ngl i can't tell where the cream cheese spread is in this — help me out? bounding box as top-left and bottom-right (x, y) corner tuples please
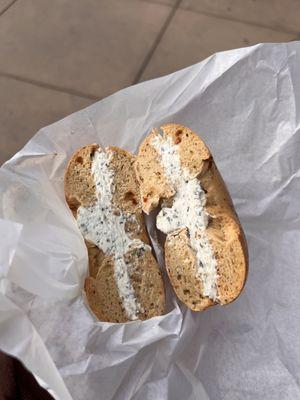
(77, 149), (149, 320)
(152, 134), (218, 300)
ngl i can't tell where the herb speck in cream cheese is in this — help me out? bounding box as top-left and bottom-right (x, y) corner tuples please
(152, 134), (218, 300)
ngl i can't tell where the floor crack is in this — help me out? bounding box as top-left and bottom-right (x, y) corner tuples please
(0, 0), (18, 18)
(132, 0), (183, 84)
(0, 70), (100, 101)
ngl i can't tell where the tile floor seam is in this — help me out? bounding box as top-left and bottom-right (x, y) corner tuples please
(136, 0), (172, 6)
(178, 7), (300, 36)
(0, 71), (100, 101)
(0, 0), (18, 17)
(136, 0), (300, 35)
(132, 0), (183, 84)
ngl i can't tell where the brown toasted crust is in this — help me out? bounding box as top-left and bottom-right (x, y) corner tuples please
(135, 124), (248, 311)
(64, 144), (99, 213)
(108, 146), (142, 214)
(124, 248), (165, 320)
(85, 256), (127, 323)
(134, 131), (174, 214)
(65, 145), (165, 322)
(165, 229), (214, 310)
(85, 249), (165, 322)
(86, 241), (105, 278)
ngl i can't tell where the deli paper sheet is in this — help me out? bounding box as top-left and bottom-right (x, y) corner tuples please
(1, 42), (300, 400)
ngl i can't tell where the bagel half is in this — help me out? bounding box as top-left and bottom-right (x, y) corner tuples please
(65, 144), (165, 322)
(135, 124), (248, 311)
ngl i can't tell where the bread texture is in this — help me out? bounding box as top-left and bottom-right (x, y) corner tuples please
(135, 124), (248, 311)
(65, 144), (165, 322)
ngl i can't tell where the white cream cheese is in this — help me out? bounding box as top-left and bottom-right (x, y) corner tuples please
(77, 149), (149, 320)
(152, 135), (218, 300)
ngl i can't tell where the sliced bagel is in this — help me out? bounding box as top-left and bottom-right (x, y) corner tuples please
(65, 144), (165, 322)
(135, 124), (248, 311)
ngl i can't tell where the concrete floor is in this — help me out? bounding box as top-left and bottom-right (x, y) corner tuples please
(0, 0), (299, 164)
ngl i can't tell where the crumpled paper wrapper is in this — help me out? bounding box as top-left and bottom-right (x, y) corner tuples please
(1, 42), (300, 400)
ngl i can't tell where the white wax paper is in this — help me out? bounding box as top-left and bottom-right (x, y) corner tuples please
(1, 42), (300, 400)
